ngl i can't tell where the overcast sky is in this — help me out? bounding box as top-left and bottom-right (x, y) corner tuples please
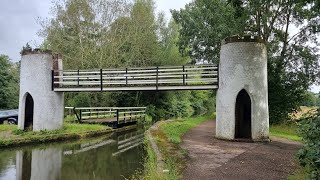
(0, 0), (319, 92)
(0, 0), (191, 62)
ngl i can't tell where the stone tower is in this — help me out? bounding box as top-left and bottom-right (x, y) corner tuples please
(18, 49), (64, 131)
(216, 36), (269, 141)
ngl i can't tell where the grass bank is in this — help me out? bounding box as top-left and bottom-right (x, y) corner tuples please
(0, 123), (113, 147)
(142, 115), (212, 179)
(270, 123), (306, 179)
(270, 123), (302, 141)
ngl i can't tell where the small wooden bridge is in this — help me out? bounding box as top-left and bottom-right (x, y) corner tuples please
(67, 107), (146, 128)
(53, 65), (218, 92)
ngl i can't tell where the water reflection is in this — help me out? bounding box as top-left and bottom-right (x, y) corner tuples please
(0, 128), (145, 180)
(16, 148), (62, 180)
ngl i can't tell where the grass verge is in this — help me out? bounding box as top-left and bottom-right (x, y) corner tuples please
(160, 116), (211, 144)
(0, 123), (112, 147)
(270, 123), (302, 141)
(288, 166), (308, 180)
(142, 115), (211, 179)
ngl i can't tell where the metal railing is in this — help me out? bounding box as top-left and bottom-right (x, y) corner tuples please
(67, 107), (146, 126)
(53, 65), (218, 91)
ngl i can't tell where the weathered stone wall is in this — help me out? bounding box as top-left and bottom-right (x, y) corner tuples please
(216, 37), (269, 141)
(18, 50), (64, 131)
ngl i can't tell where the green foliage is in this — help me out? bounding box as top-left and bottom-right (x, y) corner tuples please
(12, 129), (25, 135)
(20, 43), (32, 54)
(301, 91), (319, 107)
(172, 0), (320, 124)
(40, 0), (215, 122)
(297, 109), (320, 179)
(171, 0), (245, 62)
(160, 116), (210, 144)
(0, 55), (19, 110)
(288, 166), (308, 180)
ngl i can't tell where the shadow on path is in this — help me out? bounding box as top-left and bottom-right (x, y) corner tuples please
(181, 120), (301, 180)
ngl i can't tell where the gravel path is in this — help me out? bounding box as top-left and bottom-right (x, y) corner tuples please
(181, 120), (301, 180)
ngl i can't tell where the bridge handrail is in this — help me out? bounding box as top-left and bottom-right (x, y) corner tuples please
(74, 107), (147, 110)
(65, 107), (146, 126)
(53, 65), (219, 91)
(53, 64), (218, 72)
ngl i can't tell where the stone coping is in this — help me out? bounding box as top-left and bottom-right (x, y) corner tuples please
(222, 35), (265, 45)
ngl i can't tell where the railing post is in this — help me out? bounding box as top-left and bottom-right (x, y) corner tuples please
(156, 66), (159, 90)
(116, 109), (119, 126)
(100, 69), (103, 91)
(183, 65), (185, 86)
(186, 67), (188, 85)
(217, 65), (219, 86)
(126, 68), (128, 85)
(77, 70), (80, 87)
(130, 111), (132, 122)
(97, 109), (99, 119)
(79, 109), (82, 123)
(51, 70), (54, 91)
(73, 107), (81, 123)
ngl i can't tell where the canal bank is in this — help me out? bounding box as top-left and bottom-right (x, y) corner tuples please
(142, 116), (211, 179)
(0, 123), (138, 148)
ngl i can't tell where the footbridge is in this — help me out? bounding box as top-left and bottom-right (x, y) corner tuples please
(19, 36), (270, 141)
(52, 65), (218, 92)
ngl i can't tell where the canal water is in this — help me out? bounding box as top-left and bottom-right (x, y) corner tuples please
(0, 128), (145, 180)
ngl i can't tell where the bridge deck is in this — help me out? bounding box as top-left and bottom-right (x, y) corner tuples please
(81, 117), (140, 124)
(53, 65), (218, 92)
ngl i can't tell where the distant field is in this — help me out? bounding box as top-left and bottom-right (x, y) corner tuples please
(290, 106), (318, 120)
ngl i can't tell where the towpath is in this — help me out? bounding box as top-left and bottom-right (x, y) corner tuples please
(181, 120), (301, 180)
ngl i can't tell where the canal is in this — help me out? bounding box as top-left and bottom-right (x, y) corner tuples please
(0, 128), (145, 180)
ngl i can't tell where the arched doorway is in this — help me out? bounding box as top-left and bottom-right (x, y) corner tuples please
(24, 93), (34, 130)
(235, 89), (251, 139)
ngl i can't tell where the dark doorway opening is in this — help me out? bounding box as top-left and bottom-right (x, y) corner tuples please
(21, 151), (32, 180)
(235, 89), (251, 139)
(24, 93), (34, 130)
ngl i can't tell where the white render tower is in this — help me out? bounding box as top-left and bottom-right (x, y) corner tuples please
(18, 49), (64, 131)
(216, 36), (269, 141)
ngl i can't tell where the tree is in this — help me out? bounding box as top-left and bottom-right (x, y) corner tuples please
(172, 0), (320, 123)
(39, 0), (215, 121)
(301, 91), (318, 107)
(171, 0), (245, 63)
(298, 108), (320, 179)
(38, 0), (132, 69)
(0, 55), (19, 109)
(20, 43), (32, 54)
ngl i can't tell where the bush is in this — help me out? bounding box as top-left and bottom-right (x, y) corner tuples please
(297, 108), (320, 179)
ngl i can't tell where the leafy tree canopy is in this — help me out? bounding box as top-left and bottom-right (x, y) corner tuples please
(172, 0), (320, 123)
(0, 55), (19, 110)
